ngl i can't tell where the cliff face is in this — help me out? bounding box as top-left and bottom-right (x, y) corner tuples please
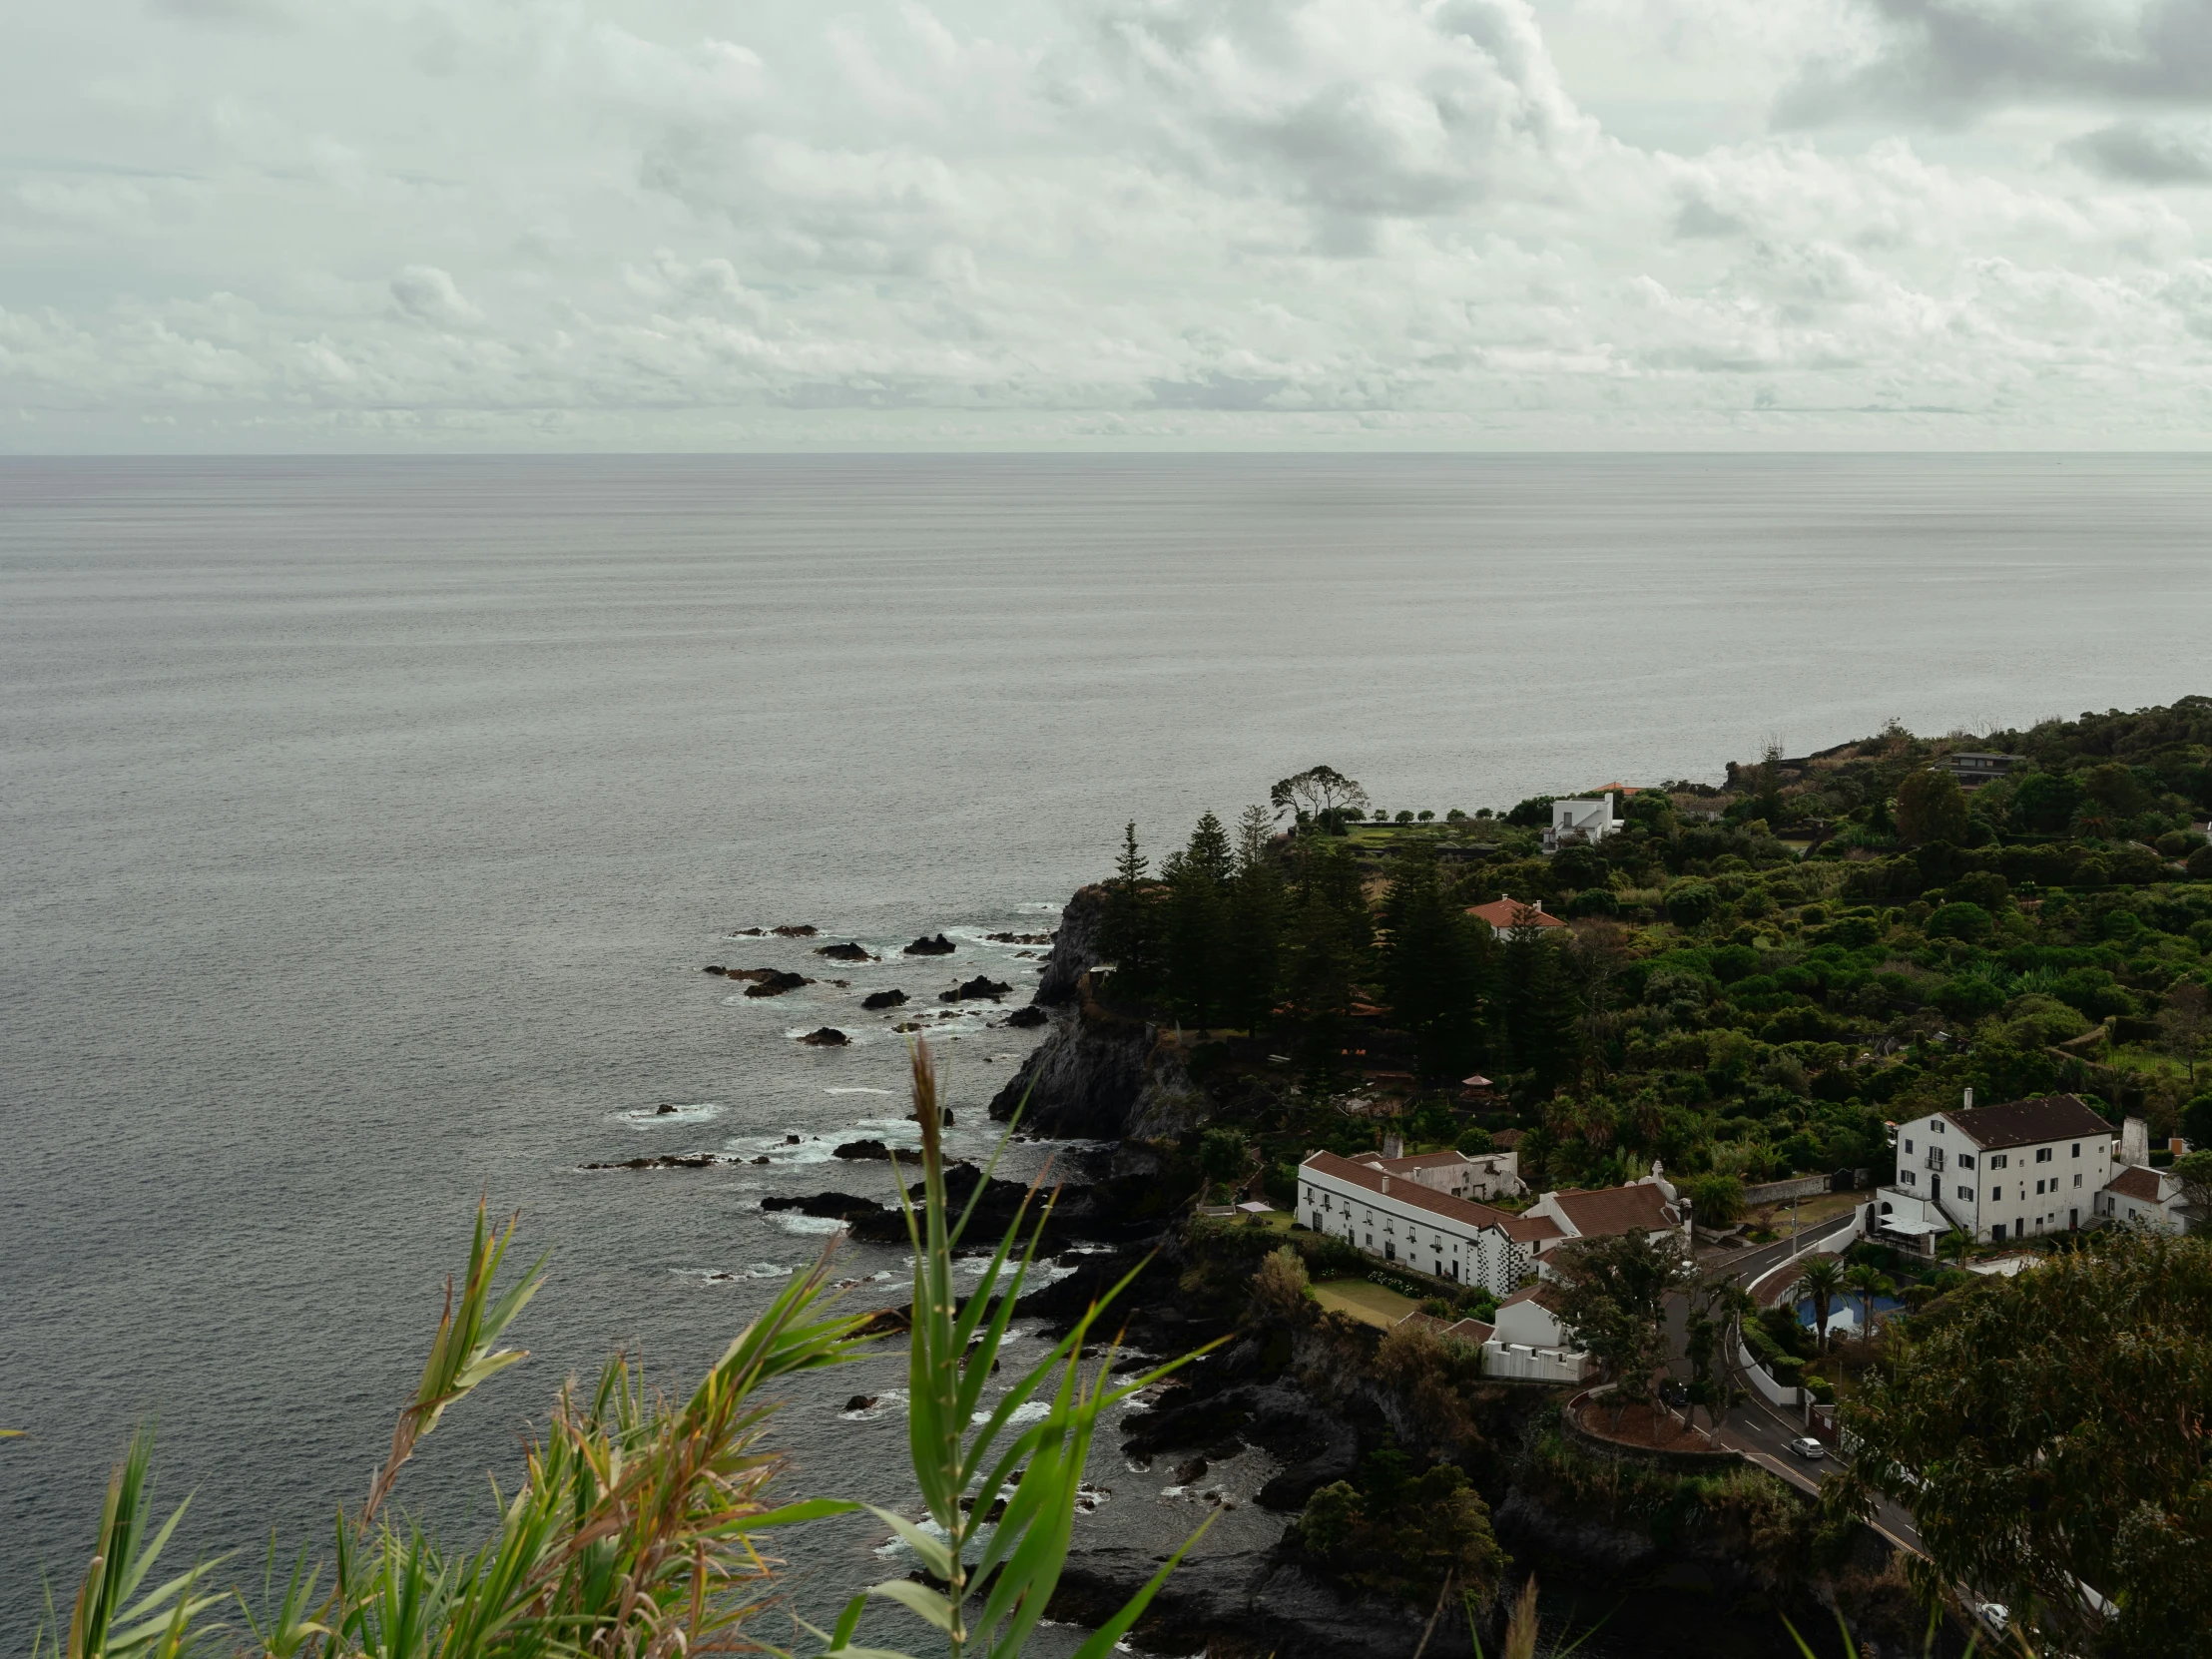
(1033, 882), (1107, 1005)
(991, 883), (1206, 1140)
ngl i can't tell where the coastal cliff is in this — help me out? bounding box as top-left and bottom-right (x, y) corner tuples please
(989, 884), (1207, 1139)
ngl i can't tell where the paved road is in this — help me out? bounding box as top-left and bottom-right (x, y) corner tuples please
(1666, 1208), (1930, 1557)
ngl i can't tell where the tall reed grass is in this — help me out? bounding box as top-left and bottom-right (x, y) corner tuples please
(34, 1040), (1204, 1659)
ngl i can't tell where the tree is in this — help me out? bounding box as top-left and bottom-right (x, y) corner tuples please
(1795, 1255), (1848, 1353)
(1682, 1272), (1752, 1433)
(1100, 821), (1156, 997)
(1379, 845), (1487, 1080)
(1842, 1262), (1893, 1336)
(2173, 1151), (2212, 1236)
(1834, 1229), (2212, 1656)
(1198, 1126), (1251, 1198)
(2010, 770), (2083, 832)
(1270, 766), (1369, 830)
(1684, 1172), (1746, 1230)
(1161, 816), (1233, 1028)
(1500, 928), (1581, 1096)
(1548, 1228), (1687, 1432)
(2158, 981), (2210, 1086)
(1222, 854), (1286, 1033)
(1234, 802), (1276, 873)
(1895, 768), (1970, 848)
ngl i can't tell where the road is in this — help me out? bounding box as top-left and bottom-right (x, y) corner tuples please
(1669, 1210), (1930, 1558)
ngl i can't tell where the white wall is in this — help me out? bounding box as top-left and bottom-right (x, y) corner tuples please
(1483, 1342), (1593, 1383)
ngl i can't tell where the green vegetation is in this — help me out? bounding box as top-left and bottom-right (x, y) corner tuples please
(1293, 1442), (1503, 1608)
(1832, 1227), (2212, 1659)
(35, 1044), (1205, 1659)
(1100, 702), (2212, 1200)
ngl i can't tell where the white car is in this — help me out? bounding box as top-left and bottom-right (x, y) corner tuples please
(1787, 1436), (1827, 1461)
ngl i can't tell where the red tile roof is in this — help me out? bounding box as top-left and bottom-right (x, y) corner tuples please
(1497, 1282), (1564, 1312)
(1466, 896), (1566, 931)
(1303, 1150), (1553, 1241)
(2105, 1165), (2165, 1203)
(1548, 1181), (1678, 1240)
(1946, 1094), (2113, 1151)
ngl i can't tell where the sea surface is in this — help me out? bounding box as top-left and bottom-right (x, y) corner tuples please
(5, 454), (2209, 1649)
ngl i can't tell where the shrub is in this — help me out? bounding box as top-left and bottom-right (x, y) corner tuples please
(1927, 901), (1993, 942)
(1666, 879), (1720, 927)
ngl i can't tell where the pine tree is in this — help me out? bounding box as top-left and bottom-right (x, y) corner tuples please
(1185, 812), (1233, 886)
(1234, 803), (1276, 874)
(1100, 821), (1155, 998)
(1379, 847), (1486, 1080)
(1286, 889), (1357, 1093)
(1224, 857), (1286, 1033)
(1501, 927), (1581, 1097)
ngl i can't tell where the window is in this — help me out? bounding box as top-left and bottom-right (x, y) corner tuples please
(1958, 1185), (1973, 1202)
(2036, 1147), (2052, 1164)
(2035, 1179), (2045, 1195)
(2071, 1143), (2081, 1157)
(1902, 1171), (1917, 1186)
(2073, 1173), (2082, 1188)
(1934, 1120), (1945, 1134)
(1904, 1138), (1915, 1154)
(1958, 1154), (1975, 1169)
(1991, 1187), (2002, 1201)
(1991, 1154), (2008, 1170)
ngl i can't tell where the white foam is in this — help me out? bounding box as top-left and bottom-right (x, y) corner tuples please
(614, 1102), (723, 1128)
(765, 1212), (849, 1237)
(972, 1399), (1051, 1427)
(826, 1086), (895, 1095)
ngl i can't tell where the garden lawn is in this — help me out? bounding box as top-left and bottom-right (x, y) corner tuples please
(1310, 1278), (1421, 1329)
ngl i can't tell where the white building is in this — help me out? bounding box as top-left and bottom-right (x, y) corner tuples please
(1347, 1144), (1521, 1202)
(1542, 794), (1623, 853)
(1484, 1283), (1595, 1382)
(2096, 1165), (2193, 1233)
(1298, 1152), (1689, 1298)
(1876, 1092), (2114, 1247)
(1299, 1150), (1552, 1297)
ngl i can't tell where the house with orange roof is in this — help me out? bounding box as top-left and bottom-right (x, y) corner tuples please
(1465, 895), (1567, 937)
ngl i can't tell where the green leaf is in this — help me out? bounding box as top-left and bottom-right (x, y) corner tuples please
(865, 1578), (956, 1632)
(862, 1507), (957, 1584)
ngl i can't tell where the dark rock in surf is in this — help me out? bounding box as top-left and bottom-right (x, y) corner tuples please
(942, 976), (1012, 1002)
(702, 964), (727, 975)
(817, 941), (874, 961)
(799, 1026), (849, 1046)
(745, 970), (811, 997)
(863, 988), (908, 1010)
(582, 1152), (725, 1171)
(985, 930), (1057, 945)
(903, 933), (956, 956)
(833, 1138), (892, 1160)
(655, 1103), (681, 1115)
(1004, 1004), (1049, 1028)
(1032, 886), (1104, 1006)
(763, 1191), (884, 1221)
(773, 924), (820, 937)
(844, 1394), (878, 1413)
(731, 927), (765, 936)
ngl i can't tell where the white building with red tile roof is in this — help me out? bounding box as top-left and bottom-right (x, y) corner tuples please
(1348, 1144), (1521, 1201)
(1298, 1149), (1554, 1296)
(1465, 895), (1566, 936)
(2098, 1163), (2192, 1234)
(1879, 1091), (2115, 1246)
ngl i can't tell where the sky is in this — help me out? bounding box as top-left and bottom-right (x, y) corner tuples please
(8, 0), (2212, 449)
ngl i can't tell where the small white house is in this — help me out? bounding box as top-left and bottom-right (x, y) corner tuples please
(1483, 1283), (1594, 1382)
(1878, 1091), (2114, 1247)
(2097, 1165), (2193, 1234)
(1543, 794), (1623, 854)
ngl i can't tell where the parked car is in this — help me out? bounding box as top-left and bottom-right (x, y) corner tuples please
(1788, 1436), (1827, 1461)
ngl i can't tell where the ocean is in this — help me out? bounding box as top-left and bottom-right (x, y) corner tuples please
(4, 453), (2207, 1644)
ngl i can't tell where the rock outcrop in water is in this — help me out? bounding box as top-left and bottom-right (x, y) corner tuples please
(816, 941), (875, 961)
(742, 970), (811, 997)
(942, 975), (1012, 1002)
(902, 933), (956, 955)
(799, 1026), (850, 1046)
(862, 988), (908, 1010)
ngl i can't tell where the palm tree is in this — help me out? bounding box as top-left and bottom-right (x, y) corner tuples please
(1796, 1256), (1848, 1352)
(1936, 1228), (1970, 1266)
(1843, 1263), (1894, 1336)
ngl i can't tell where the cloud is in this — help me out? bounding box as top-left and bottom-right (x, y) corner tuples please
(2062, 119), (2212, 181)
(1780, 0), (2212, 125)
(389, 266), (482, 329)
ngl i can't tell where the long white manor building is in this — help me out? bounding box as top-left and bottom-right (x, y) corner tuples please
(1298, 1149), (1692, 1299)
(1876, 1092), (2116, 1247)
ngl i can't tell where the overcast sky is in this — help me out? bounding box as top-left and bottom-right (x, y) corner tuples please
(8, 0), (2212, 449)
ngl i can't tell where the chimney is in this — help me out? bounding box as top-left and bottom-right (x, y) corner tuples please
(1382, 1131), (1404, 1160)
(1382, 1175), (1391, 1195)
(2121, 1118), (2150, 1167)
(1532, 899), (1545, 913)
(1961, 1087), (1973, 1111)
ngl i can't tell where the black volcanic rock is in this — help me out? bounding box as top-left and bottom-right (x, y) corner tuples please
(862, 988), (908, 1010)
(816, 941), (875, 961)
(833, 1138), (891, 1159)
(744, 970), (811, 997)
(582, 1152), (726, 1171)
(702, 964), (727, 975)
(902, 933), (956, 955)
(799, 1026), (850, 1046)
(1004, 1004), (1049, 1028)
(772, 924), (820, 937)
(941, 976), (1013, 1003)
(762, 1191), (885, 1221)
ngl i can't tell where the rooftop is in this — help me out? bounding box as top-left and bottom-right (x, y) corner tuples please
(1944, 1094), (2113, 1151)
(2105, 1165), (2167, 1203)
(1548, 1180), (1678, 1239)
(1303, 1149), (1556, 1242)
(1466, 895), (1567, 931)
